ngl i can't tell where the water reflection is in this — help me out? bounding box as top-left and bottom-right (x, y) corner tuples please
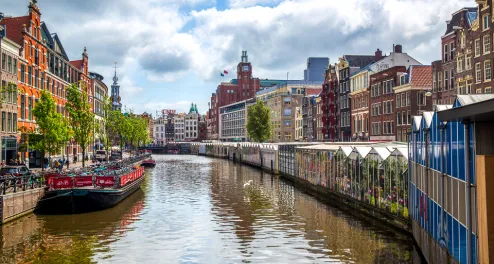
(208, 158), (415, 263)
(0, 155), (417, 264)
(0, 188), (145, 264)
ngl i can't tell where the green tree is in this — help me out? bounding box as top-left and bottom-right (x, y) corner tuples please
(246, 100), (272, 142)
(31, 90), (71, 170)
(98, 96), (114, 161)
(65, 83), (94, 167)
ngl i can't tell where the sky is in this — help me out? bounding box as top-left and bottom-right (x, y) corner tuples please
(1, 0), (473, 115)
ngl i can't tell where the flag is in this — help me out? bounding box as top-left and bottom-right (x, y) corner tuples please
(220, 73), (224, 77)
(223, 70), (229, 74)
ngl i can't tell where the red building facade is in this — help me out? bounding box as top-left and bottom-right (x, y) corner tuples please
(208, 51), (260, 140)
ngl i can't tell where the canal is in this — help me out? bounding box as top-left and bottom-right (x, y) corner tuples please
(0, 155), (419, 263)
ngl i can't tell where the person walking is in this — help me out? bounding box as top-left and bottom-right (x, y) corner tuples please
(66, 158), (70, 169)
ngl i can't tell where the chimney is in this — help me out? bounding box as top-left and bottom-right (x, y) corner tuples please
(394, 44), (403, 53)
(375, 49), (383, 60)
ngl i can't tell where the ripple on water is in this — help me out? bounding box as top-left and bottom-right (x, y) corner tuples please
(0, 155), (417, 264)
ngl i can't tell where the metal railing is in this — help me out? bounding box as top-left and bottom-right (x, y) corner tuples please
(0, 173), (44, 195)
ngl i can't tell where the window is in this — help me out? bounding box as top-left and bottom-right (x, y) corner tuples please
(444, 70), (449, 90)
(476, 63), (482, 83)
(475, 39), (481, 57)
(444, 44), (449, 62)
(485, 60), (492, 81)
(467, 80), (472, 94)
(484, 14), (490, 31)
(438, 71), (442, 92)
(34, 69), (39, 88)
(1, 53), (5, 70)
(484, 35), (491, 54)
(397, 112), (401, 125)
(457, 57), (463, 73)
(28, 97), (32, 120)
(7, 56), (11, 73)
(13, 114), (17, 132)
(433, 72), (437, 92)
(28, 66), (32, 85)
(450, 69), (454, 90)
(20, 95), (25, 119)
(1, 112), (4, 132)
(486, 87), (492, 93)
(406, 92), (411, 106)
(466, 55), (472, 70)
(461, 32), (466, 48)
(396, 95), (401, 108)
(418, 92), (426, 106)
(401, 93), (405, 107)
(450, 42), (454, 60)
(7, 113), (11, 133)
(476, 88), (482, 94)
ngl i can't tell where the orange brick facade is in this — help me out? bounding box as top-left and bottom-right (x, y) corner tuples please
(1, 2), (93, 164)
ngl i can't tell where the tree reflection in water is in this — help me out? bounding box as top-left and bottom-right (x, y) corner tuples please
(0, 190), (145, 264)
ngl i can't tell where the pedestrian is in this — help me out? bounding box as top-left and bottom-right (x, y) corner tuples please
(14, 159), (19, 165)
(66, 158), (70, 169)
(1, 160), (5, 167)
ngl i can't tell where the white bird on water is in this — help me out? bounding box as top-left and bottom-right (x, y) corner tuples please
(243, 180), (253, 188)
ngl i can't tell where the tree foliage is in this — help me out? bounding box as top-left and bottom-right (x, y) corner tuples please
(31, 90), (72, 169)
(246, 100), (272, 143)
(65, 83), (94, 167)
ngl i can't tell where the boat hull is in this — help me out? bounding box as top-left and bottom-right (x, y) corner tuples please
(36, 176), (145, 214)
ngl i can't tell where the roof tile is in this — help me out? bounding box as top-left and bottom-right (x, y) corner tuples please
(410, 65), (432, 87)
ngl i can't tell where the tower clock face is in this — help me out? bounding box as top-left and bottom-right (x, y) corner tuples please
(242, 66), (249, 72)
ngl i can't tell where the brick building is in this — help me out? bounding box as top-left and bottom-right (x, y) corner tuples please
(90, 72), (108, 150)
(337, 55), (377, 141)
(472, 1), (494, 94)
(349, 49), (384, 141)
(1, 1), (92, 165)
(0, 37), (21, 161)
(369, 66), (406, 141)
(453, 8), (477, 100)
(393, 65), (433, 142)
(208, 51), (260, 140)
(321, 64), (338, 141)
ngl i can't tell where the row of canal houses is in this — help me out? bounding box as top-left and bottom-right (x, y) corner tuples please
(0, 1), (112, 166)
(191, 92), (494, 264)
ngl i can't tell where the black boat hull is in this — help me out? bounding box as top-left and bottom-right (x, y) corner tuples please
(141, 163), (156, 168)
(36, 176), (145, 214)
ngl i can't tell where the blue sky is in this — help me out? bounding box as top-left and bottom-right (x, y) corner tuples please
(0, 0), (473, 115)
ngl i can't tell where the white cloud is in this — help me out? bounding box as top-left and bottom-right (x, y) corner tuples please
(229, 0), (282, 8)
(2, 0), (474, 113)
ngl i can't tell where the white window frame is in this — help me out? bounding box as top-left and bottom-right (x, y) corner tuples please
(475, 38), (481, 57)
(484, 34), (491, 55)
(483, 14), (490, 31)
(485, 60), (492, 81)
(476, 62), (482, 83)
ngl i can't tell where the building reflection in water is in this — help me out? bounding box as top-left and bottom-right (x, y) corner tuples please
(209, 159), (415, 263)
(0, 189), (145, 264)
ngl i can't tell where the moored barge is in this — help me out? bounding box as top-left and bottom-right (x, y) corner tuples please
(37, 157), (148, 214)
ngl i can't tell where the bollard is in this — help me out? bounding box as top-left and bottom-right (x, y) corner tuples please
(271, 160), (274, 174)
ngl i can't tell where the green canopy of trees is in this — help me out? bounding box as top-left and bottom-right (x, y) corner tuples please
(246, 100), (272, 143)
(31, 90), (72, 169)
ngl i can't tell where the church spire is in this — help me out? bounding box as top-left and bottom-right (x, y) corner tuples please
(113, 61), (119, 84)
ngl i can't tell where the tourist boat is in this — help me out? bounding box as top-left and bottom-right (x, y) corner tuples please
(141, 158), (156, 168)
(36, 157), (148, 214)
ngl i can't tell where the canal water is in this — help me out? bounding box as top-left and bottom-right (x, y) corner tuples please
(0, 155), (419, 263)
